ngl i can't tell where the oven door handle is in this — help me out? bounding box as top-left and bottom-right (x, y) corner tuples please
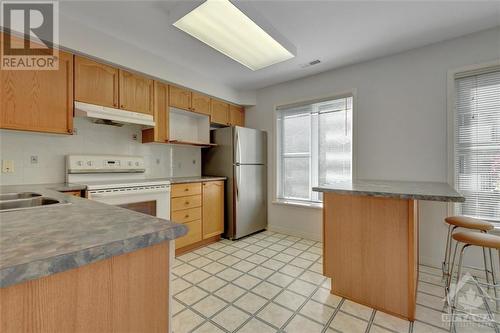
(89, 188), (170, 198)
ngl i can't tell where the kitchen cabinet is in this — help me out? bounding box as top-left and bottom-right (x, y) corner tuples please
(142, 81), (169, 143)
(74, 56), (119, 108)
(171, 181), (224, 253)
(0, 48), (74, 135)
(119, 70), (153, 115)
(229, 105), (245, 127)
(191, 92), (211, 115)
(169, 85), (192, 111)
(210, 99), (229, 125)
(202, 181), (224, 239)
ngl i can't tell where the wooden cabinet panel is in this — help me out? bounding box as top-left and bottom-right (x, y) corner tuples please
(119, 70), (153, 115)
(229, 105), (245, 127)
(171, 183), (202, 198)
(171, 207), (202, 224)
(191, 92), (211, 116)
(210, 99), (229, 125)
(62, 190), (82, 197)
(142, 81), (168, 143)
(0, 50), (74, 134)
(169, 85), (191, 111)
(175, 220), (202, 249)
(172, 195), (202, 211)
(74, 56), (118, 108)
(202, 181), (224, 239)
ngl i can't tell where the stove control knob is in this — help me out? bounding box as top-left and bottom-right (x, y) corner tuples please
(135, 162), (140, 167)
(86, 161), (93, 167)
(128, 161), (132, 166)
(77, 161), (83, 167)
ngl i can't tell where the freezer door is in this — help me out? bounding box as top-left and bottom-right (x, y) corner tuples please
(234, 164), (267, 239)
(234, 127), (267, 165)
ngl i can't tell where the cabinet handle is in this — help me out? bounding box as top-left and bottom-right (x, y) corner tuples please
(184, 188), (189, 191)
(184, 201), (189, 205)
(120, 105), (124, 108)
(185, 214), (189, 218)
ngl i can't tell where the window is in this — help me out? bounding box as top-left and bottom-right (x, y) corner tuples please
(454, 67), (500, 222)
(276, 95), (353, 203)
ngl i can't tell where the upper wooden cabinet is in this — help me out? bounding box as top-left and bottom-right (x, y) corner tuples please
(229, 105), (245, 127)
(191, 92), (211, 116)
(202, 181), (225, 239)
(0, 50), (74, 134)
(119, 70), (153, 115)
(74, 56), (118, 108)
(211, 99), (229, 125)
(142, 81), (168, 143)
(169, 85), (192, 111)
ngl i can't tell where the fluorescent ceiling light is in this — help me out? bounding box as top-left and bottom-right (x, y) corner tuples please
(173, 0), (295, 71)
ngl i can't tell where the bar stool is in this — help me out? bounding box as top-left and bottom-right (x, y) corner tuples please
(448, 231), (500, 332)
(442, 216), (495, 287)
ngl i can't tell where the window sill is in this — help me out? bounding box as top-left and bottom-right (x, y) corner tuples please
(272, 199), (323, 210)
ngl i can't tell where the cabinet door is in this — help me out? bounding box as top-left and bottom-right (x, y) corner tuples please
(229, 105), (245, 127)
(202, 181), (224, 239)
(74, 56), (118, 108)
(142, 81), (168, 143)
(118, 70), (153, 115)
(169, 85), (191, 111)
(210, 99), (229, 125)
(191, 92), (211, 116)
(0, 50), (74, 134)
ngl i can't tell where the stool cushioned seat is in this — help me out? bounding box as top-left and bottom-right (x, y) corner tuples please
(445, 216), (494, 231)
(453, 231), (500, 250)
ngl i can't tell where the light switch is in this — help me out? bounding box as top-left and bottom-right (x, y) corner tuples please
(2, 160), (14, 173)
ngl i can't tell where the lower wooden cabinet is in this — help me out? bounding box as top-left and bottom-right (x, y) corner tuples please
(0, 48), (74, 134)
(202, 181), (224, 239)
(171, 181), (224, 252)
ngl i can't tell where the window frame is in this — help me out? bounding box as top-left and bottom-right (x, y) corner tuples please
(274, 90), (357, 207)
(447, 60), (500, 225)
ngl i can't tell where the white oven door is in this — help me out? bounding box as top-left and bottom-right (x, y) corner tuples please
(88, 185), (171, 219)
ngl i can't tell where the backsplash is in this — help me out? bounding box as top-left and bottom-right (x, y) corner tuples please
(0, 117), (201, 185)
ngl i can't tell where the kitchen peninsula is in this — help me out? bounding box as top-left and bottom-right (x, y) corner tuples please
(0, 184), (186, 333)
(313, 180), (464, 321)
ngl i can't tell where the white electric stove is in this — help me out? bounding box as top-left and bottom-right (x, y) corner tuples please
(66, 155), (171, 219)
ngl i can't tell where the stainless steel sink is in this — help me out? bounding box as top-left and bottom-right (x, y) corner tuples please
(0, 192), (41, 201)
(0, 196), (71, 212)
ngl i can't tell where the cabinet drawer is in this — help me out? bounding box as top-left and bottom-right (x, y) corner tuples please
(171, 207), (202, 223)
(172, 183), (202, 198)
(175, 220), (202, 249)
(171, 195), (202, 211)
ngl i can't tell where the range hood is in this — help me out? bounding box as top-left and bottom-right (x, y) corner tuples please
(74, 102), (155, 127)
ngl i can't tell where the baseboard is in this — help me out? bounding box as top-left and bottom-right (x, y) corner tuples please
(267, 225), (322, 242)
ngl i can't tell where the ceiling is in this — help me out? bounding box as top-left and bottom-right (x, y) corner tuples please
(59, 1), (500, 91)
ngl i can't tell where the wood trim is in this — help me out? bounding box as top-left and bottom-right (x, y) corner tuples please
(175, 235), (220, 256)
(407, 200), (418, 321)
(0, 242), (170, 333)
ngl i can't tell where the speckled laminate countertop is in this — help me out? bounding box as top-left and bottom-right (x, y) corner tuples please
(313, 179), (465, 202)
(0, 184), (187, 288)
(168, 176), (226, 184)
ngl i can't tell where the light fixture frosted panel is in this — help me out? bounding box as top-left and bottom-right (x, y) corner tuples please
(173, 0), (294, 71)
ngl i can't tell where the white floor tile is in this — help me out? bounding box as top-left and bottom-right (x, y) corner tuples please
(287, 279), (316, 297)
(238, 318), (277, 333)
(198, 276), (226, 293)
(274, 290), (307, 311)
(214, 284), (246, 302)
(192, 321), (225, 333)
(284, 314), (324, 333)
(233, 274), (261, 290)
(172, 309), (205, 333)
(373, 311), (410, 332)
(329, 311), (369, 333)
(257, 302), (294, 329)
(267, 272), (295, 287)
(212, 306), (250, 332)
(340, 300), (374, 320)
(192, 295), (227, 318)
(253, 281), (282, 299)
(300, 300), (335, 324)
(234, 292), (268, 314)
(175, 286), (209, 306)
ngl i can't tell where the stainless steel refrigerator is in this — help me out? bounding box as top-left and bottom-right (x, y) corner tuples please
(202, 126), (267, 240)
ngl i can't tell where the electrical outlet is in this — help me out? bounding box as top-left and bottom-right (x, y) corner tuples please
(192, 159), (196, 164)
(2, 160), (14, 173)
(132, 134), (138, 141)
(30, 155), (38, 164)
(156, 158), (160, 165)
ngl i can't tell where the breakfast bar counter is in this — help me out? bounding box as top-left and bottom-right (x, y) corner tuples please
(313, 180), (464, 321)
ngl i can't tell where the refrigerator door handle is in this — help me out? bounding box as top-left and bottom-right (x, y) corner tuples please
(235, 129), (242, 164)
(235, 165), (240, 201)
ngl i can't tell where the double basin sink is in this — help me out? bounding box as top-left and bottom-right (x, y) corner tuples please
(0, 192), (70, 212)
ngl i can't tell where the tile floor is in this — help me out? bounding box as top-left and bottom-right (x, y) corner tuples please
(172, 231), (498, 333)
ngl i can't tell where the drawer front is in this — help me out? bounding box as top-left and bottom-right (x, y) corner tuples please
(171, 195), (202, 211)
(171, 183), (202, 198)
(171, 207), (202, 223)
(175, 220), (202, 249)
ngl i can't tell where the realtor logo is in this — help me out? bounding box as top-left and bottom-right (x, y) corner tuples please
(1, 1), (59, 70)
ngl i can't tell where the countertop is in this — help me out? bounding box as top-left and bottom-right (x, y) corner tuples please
(0, 183), (187, 288)
(313, 179), (465, 202)
(168, 176), (226, 184)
